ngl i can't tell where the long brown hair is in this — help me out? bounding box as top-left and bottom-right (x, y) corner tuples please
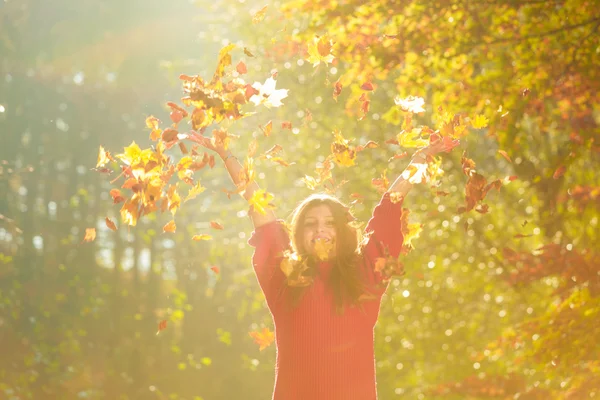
(285, 193), (369, 314)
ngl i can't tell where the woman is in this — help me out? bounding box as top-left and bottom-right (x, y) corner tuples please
(190, 132), (459, 400)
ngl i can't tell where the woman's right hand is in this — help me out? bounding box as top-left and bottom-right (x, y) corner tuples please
(187, 130), (227, 158)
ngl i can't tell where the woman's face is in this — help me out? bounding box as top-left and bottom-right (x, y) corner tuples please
(302, 204), (337, 259)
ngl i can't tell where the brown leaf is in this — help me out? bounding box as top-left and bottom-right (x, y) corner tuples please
(105, 217), (117, 231)
(281, 121), (292, 130)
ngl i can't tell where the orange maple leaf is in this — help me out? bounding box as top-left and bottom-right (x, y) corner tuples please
(82, 228), (96, 243)
(249, 327), (275, 351)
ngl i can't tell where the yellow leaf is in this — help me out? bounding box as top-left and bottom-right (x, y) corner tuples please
(314, 238), (334, 260)
(96, 145), (112, 168)
(192, 234), (212, 241)
(403, 223), (423, 248)
(115, 141), (142, 166)
(120, 199), (139, 226)
(82, 228), (96, 243)
(471, 114), (489, 129)
(163, 220), (176, 233)
(184, 181), (206, 203)
(306, 35), (335, 67)
(397, 129), (429, 148)
(252, 5), (268, 24)
(249, 189), (275, 215)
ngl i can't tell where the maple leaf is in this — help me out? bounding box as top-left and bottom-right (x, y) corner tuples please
(314, 238), (335, 260)
(249, 77), (289, 108)
(252, 5), (268, 24)
(120, 199), (139, 226)
(395, 95), (426, 113)
(306, 35), (335, 67)
(192, 234), (212, 241)
(163, 220), (176, 233)
(82, 228), (96, 243)
(116, 141), (142, 166)
(249, 327), (275, 351)
(210, 266), (220, 274)
(236, 61), (247, 75)
(331, 129), (357, 167)
(280, 251), (313, 287)
(105, 217), (117, 231)
(167, 184), (181, 215)
(281, 121), (292, 130)
(156, 320), (167, 335)
(96, 145), (113, 168)
(397, 128), (429, 148)
(249, 189), (275, 215)
(110, 188), (125, 204)
(471, 114), (489, 129)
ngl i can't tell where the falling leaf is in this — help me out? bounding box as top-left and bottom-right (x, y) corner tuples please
(163, 220), (176, 233)
(333, 80), (342, 101)
(514, 233), (533, 238)
(260, 120), (273, 136)
(243, 47), (255, 57)
(252, 5), (268, 24)
(361, 82), (375, 91)
(249, 189), (275, 215)
(210, 266), (220, 274)
(82, 228), (96, 243)
(306, 35), (335, 66)
(110, 188), (125, 204)
(96, 145), (113, 168)
(105, 217), (117, 231)
(156, 320), (167, 335)
(553, 165), (566, 179)
(210, 221), (224, 230)
(249, 327), (275, 351)
(498, 150), (512, 163)
(249, 77), (289, 108)
(192, 234), (213, 241)
(314, 238), (334, 260)
(394, 95), (425, 113)
(281, 121), (292, 130)
(471, 114), (489, 129)
(236, 61), (247, 75)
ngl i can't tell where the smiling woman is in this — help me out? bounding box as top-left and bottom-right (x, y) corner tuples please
(188, 129), (459, 399)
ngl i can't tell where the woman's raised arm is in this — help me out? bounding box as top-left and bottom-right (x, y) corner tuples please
(188, 132), (277, 229)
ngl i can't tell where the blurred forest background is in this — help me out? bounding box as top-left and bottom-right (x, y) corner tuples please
(1, 0), (599, 399)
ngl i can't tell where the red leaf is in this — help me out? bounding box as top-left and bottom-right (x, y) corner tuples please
(156, 320), (168, 335)
(361, 82), (374, 91)
(236, 61), (247, 75)
(210, 266), (220, 274)
(553, 165), (566, 179)
(333, 80), (342, 101)
(281, 121), (292, 130)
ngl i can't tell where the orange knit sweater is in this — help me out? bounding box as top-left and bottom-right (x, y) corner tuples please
(248, 193), (404, 400)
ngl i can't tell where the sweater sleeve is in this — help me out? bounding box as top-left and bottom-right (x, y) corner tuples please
(362, 193), (405, 286)
(247, 220), (290, 309)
